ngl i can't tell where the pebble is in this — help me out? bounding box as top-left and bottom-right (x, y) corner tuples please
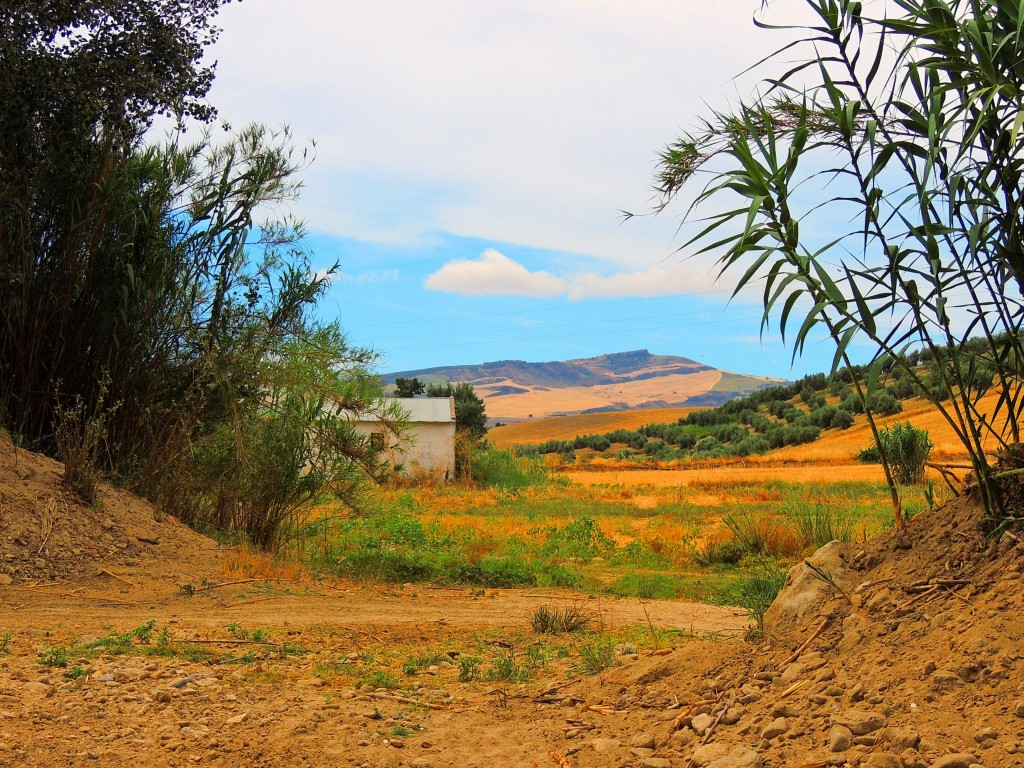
(631, 732), (657, 749)
(832, 709), (885, 736)
(830, 725), (853, 752)
(410, 759), (434, 768)
(761, 717), (787, 740)
(1014, 701), (1024, 718)
(928, 755), (978, 768)
(973, 726), (998, 744)
(705, 746), (761, 768)
(591, 738), (620, 753)
(863, 753), (902, 768)
(640, 759), (672, 768)
(690, 743), (731, 766)
(691, 713), (714, 736)
(929, 670), (962, 692)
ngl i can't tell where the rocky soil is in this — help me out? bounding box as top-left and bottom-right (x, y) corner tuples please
(2, 431), (1023, 767)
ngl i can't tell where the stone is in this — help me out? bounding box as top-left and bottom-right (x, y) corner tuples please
(765, 541), (857, 633)
(23, 682), (52, 696)
(929, 670), (962, 693)
(632, 732), (657, 749)
(863, 752), (903, 768)
(761, 717), (787, 740)
(721, 707), (744, 725)
(97, 674), (115, 682)
(1014, 701), (1024, 718)
(410, 760), (434, 768)
(771, 704), (800, 718)
(691, 713), (714, 736)
(631, 748), (655, 759)
(0, 574), (12, 585)
(973, 726), (998, 744)
(706, 746), (762, 768)
(690, 743), (731, 767)
(738, 692), (762, 705)
(640, 760), (672, 768)
(832, 710), (885, 736)
(928, 755), (977, 768)
(887, 728), (920, 751)
(830, 725), (854, 752)
(224, 713), (248, 725)
(591, 738), (620, 753)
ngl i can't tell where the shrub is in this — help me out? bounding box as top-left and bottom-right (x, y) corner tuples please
(725, 559), (787, 639)
(471, 444), (548, 492)
(573, 637), (619, 675)
(792, 503), (854, 550)
(530, 603), (593, 634)
(876, 421), (933, 485)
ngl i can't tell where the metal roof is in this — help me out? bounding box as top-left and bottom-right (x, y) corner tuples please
(393, 396), (455, 423)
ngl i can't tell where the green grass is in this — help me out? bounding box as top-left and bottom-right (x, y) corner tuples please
(295, 480), (904, 601)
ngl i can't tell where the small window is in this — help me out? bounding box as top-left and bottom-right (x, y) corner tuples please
(370, 431), (385, 449)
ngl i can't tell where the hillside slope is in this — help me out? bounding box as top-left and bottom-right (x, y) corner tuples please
(385, 350), (783, 420)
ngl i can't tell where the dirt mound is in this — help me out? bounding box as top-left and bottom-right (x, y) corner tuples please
(556, 491), (1023, 767)
(0, 430), (221, 588)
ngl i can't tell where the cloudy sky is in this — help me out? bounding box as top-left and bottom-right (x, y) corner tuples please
(201, 0), (842, 379)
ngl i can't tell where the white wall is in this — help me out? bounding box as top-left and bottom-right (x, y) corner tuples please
(353, 420), (456, 480)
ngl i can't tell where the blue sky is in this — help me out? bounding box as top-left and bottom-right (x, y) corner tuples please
(198, 0), (851, 380)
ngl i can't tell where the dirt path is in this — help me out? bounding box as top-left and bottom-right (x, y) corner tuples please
(2, 579), (748, 637)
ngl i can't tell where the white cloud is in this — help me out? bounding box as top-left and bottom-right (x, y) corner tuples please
(425, 250), (746, 300)
(566, 264), (719, 300)
(424, 249), (567, 297)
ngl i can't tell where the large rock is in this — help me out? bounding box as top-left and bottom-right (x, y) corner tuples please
(765, 541), (856, 633)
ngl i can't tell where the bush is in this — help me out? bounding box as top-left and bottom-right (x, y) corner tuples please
(792, 503), (854, 550)
(530, 603), (593, 634)
(471, 443), (548, 492)
(876, 421), (932, 485)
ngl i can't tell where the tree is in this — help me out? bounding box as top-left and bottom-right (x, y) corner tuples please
(0, 3), (400, 547)
(426, 381), (488, 440)
(394, 377), (426, 398)
(650, 0), (1024, 532)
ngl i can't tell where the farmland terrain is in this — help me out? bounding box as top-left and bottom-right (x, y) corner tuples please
(2, 425), (1023, 767)
(384, 350), (783, 421)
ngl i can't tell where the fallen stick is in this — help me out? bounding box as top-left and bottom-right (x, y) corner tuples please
(778, 679), (810, 699)
(194, 579), (268, 592)
(897, 584), (939, 610)
(356, 692), (447, 710)
(337, 625), (384, 643)
(95, 569), (141, 589)
(854, 577), (894, 594)
(780, 615), (830, 668)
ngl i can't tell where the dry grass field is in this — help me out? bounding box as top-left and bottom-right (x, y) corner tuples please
(479, 369), (723, 420)
(489, 407), (702, 448)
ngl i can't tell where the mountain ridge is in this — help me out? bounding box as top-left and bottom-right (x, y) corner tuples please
(384, 350), (785, 420)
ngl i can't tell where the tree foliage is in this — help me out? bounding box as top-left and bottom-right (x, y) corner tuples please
(652, 0), (1024, 532)
(426, 381), (488, 440)
(394, 377), (426, 398)
(0, 2), (398, 548)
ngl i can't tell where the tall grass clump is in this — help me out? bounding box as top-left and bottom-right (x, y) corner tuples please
(530, 603), (593, 634)
(876, 422), (933, 485)
(719, 558), (788, 639)
(791, 502), (854, 550)
(470, 443), (550, 493)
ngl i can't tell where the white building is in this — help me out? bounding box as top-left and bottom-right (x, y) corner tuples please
(352, 397), (456, 480)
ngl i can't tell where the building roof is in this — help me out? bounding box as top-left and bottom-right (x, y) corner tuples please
(394, 396), (455, 423)
(342, 397), (455, 424)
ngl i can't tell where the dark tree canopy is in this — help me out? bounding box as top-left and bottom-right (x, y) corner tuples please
(426, 382), (488, 439)
(394, 377), (426, 398)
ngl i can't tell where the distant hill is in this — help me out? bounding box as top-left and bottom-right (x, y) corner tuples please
(383, 350), (784, 420)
